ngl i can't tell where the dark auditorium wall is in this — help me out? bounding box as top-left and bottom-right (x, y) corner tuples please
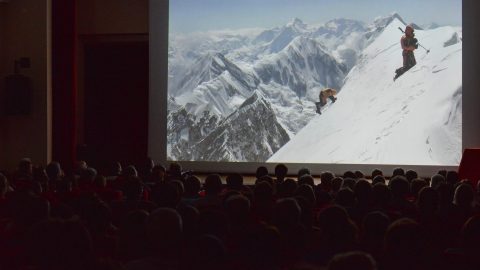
(0, 0), (52, 171)
(75, 0), (149, 166)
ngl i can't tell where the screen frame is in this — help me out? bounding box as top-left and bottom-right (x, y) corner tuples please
(150, 0), (480, 177)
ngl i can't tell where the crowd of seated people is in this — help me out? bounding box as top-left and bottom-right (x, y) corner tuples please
(0, 158), (479, 270)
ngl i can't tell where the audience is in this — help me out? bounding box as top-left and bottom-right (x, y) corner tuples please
(0, 158), (478, 269)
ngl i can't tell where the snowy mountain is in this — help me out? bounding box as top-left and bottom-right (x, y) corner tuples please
(173, 52), (259, 117)
(191, 91), (290, 162)
(269, 18), (462, 165)
(254, 36), (347, 98)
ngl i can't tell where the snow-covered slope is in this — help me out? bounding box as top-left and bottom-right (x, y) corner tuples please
(269, 18), (462, 165)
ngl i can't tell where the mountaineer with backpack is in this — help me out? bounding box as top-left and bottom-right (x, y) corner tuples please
(394, 24), (418, 81)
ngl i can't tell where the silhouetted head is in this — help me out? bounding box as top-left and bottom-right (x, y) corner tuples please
(335, 188), (355, 208)
(362, 211), (390, 239)
(273, 198), (301, 228)
(385, 218), (424, 260)
(122, 165), (138, 177)
(430, 174), (446, 189)
(123, 177), (144, 201)
(27, 219), (94, 270)
(392, 167), (405, 177)
(94, 175), (107, 189)
(204, 174), (223, 196)
(371, 169), (383, 179)
(226, 173), (243, 190)
(437, 169), (447, 178)
(354, 171), (365, 179)
(254, 181), (274, 203)
(321, 171), (335, 191)
(184, 175), (201, 197)
(168, 162), (182, 179)
(405, 170), (418, 182)
(328, 251), (377, 270)
(224, 194), (250, 224)
(256, 166), (269, 179)
(461, 215), (480, 250)
(417, 187), (439, 215)
(151, 164), (166, 182)
(454, 183), (474, 208)
(446, 170), (459, 186)
(331, 177), (344, 194)
(372, 175), (385, 185)
(190, 234), (227, 270)
(146, 208), (183, 253)
(278, 178), (298, 198)
(296, 184), (316, 207)
(45, 162), (62, 182)
(354, 179), (372, 205)
(298, 167), (311, 178)
(298, 174), (315, 188)
(198, 209), (228, 239)
(18, 158), (33, 175)
(151, 181), (181, 208)
(372, 183), (391, 207)
(342, 178), (356, 190)
(343, 171), (356, 179)
(389, 176), (409, 199)
(410, 178), (428, 198)
(274, 163), (288, 182)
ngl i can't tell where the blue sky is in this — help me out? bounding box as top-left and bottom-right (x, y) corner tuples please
(169, 0), (462, 33)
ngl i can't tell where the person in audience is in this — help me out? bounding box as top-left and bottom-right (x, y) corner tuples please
(446, 170), (459, 186)
(343, 171), (356, 179)
(26, 218), (97, 270)
(353, 180), (373, 224)
(256, 166), (269, 179)
(405, 169), (418, 182)
(298, 174), (315, 188)
(354, 170), (365, 179)
(371, 169), (383, 179)
(148, 164), (165, 183)
(252, 181), (274, 223)
(314, 205), (358, 265)
(431, 174), (446, 189)
(320, 171), (335, 192)
(342, 178), (356, 190)
(116, 210), (149, 263)
(167, 162), (183, 181)
(392, 167), (405, 177)
(298, 167), (311, 178)
(195, 174), (223, 210)
(181, 175), (201, 206)
(360, 211), (390, 260)
(371, 175), (385, 185)
(328, 251), (377, 270)
(383, 218), (434, 270)
(389, 176), (417, 218)
(410, 178), (428, 201)
(272, 198), (306, 261)
(330, 177), (344, 196)
(277, 178), (298, 198)
(274, 163), (288, 184)
(126, 208), (183, 270)
(226, 173), (244, 191)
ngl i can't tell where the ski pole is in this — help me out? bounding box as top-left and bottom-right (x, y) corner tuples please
(398, 27), (430, 53)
